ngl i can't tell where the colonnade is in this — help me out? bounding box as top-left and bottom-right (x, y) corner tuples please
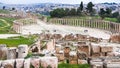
(49, 19), (120, 33)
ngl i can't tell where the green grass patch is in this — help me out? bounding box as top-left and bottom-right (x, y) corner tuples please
(58, 63), (90, 68)
(0, 36), (35, 47)
(104, 17), (118, 22)
(0, 17), (17, 34)
(0, 20), (6, 27)
(0, 9), (10, 14)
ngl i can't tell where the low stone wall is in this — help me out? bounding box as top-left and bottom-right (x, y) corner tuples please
(90, 58), (120, 68)
(0, 57), (58, 68)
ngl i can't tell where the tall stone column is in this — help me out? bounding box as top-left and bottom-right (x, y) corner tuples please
(95, 20), (98, 28)
(108, 22), (110, 31)
(83, 19), (85, 27)
(117, 24), (120, 33)
(66, 19), (68, 25)
(47, 39), (55, 52)
(104, 22), (106, 30)
(116, 24), (119, 33)
(115, 24), (117, 33)
(78, 19), (80, 26)
(106, 22), (109, 30)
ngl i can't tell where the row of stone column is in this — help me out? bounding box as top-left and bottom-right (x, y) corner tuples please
(13, 18), (38, 33)
(13, 23), (22, 33)
(49, 19), (120, 33)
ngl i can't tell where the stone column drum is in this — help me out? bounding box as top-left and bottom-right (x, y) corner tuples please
(16, 59), (24, 68)
(7, 47), (17, 59)
(18, 45), (28, 58)
(0, 44), (7, 60)
(1, 59), (15, 68)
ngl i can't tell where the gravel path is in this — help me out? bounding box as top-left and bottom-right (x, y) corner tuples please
(0, 34), (20, 39)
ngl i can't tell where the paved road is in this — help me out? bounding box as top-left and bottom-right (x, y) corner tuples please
(21, 19), (111, 39)
(0, 34), (20, 39)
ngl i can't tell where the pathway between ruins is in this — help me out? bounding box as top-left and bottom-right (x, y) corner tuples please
(0, 34), (20, 39)
(21, 19), (111, 39)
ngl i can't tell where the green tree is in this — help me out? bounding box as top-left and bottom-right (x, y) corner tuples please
(69, 8), (77, 16)
(105, 8), (112, 17)
(80, 1), (83, 11)
(50, 8), (65, 18)
(3, 6), (5, 10)
(65, 8), (70, 16)
(77, 1), (83, 16)
(86, 2), (94, 15)
(99, 8), (106, 19)
(77, 8), (81, 16)
(112, 12), (119, 18)
(12, 7), (15, 10)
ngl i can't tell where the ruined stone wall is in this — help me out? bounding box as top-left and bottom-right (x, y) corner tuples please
(0, 57), (58, 68)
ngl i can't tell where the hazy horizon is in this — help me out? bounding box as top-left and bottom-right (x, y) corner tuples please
(0, 0), (120, 4)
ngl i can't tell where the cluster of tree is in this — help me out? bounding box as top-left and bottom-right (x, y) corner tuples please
(2, 6), (15, 11)
(99, 8), (120, 22)
(50, 2), (95, 18)
(112, 12), (120, 23)
(99, 8), (112, 19)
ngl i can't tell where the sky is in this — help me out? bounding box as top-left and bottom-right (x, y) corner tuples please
(0, 0), (120, 4)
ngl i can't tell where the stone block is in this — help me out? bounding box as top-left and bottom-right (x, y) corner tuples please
(24, 58), (30, 68)
(101, 46), (113, 52)
(1, 59), (15, 68)
(78, 45), (90, 57)
(64, 47), (70, 58)
(78, 59), (88, 64)
(30, 57), (40, 68)
(90, 59), (103, 68)
(109, 35), (120, 43)
(75, 34), (87, 41)
(64, 34), (75, 41)
(16, 59), (24, 68)
(91, 53), (100, 58)
(51, 34), (63, 40)
(40, 57), (58, 68)
(77, 51), (87, 59)
(91, 45), (100, 53)
(69, 60), (78, 64)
